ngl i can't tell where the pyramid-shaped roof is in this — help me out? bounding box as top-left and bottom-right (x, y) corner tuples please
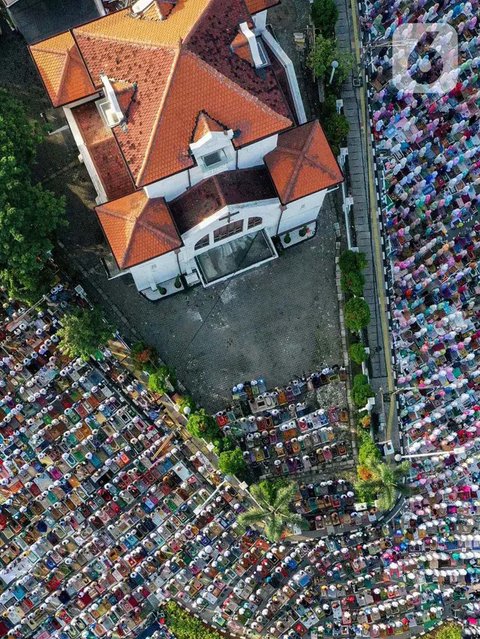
(30, 0), (293, 187)
(29, 32), (96, 107)
(96, 191), (182, 269)
(191, 111), (227, 143)
(264, 121), (344, 204)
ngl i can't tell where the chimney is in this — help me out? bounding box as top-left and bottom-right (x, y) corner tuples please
(239, 22), (264, 69)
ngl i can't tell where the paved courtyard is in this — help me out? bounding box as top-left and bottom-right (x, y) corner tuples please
(0, 7), (343, 411)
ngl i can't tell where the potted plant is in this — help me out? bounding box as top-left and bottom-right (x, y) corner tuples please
(157, 285), (167, 295)
(174, 275), (182, 289)
(299, 225), (308, 237)
(283, 232), (291, 244)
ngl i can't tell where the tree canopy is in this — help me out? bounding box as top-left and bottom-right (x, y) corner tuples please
(238, 480), (303, 541)
(218, 448), (247, 478)
(0, 91), (66, 301)
(58, 307), (113, 360)
(186, 409), (221, 442)
(344, 297), (371, 332)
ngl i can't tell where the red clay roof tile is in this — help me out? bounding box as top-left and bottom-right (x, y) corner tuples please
(245, 0), (280, 13)
(31, 0), (293, 188)
(264, 120), (344, 204)
(73, 101), (135, 201)
(96, 191), (182, 269)
(29, 32), (96, 107)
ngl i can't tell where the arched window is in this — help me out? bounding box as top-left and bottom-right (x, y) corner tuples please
(194, 235), (209, 250)
(213, 220), (243, 242)
(248, 216), (262, 229)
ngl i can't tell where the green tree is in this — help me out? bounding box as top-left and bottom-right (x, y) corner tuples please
(323, 111), (350, 154)
(344, 297), (371, 332)
(148, 365), (175, 394)
(238, 480), (303, 541)
(341, 270), (364, 296)
(434, 625), (462, 639)
(349, 342), (368, 364)
(312, 0), (338, 37)
(0, 91), (66, 301)
(57, 307), (113, 360)
(355, 461), (411, 510)
(351, 373), (374, 408)
(357, 429), (381, 467)
(307, 34), (353, 85)
(218, 448), (247, 478)
(130, 341), (158, 373)
(164, 602), (224, 639)
(186, 408), (221, 442)
(339, 250), (367, 273)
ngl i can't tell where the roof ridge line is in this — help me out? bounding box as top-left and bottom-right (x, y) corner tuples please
(184, 49), (293, 122)
(135, 44), (183, 186)
(282, 124), (317, 204)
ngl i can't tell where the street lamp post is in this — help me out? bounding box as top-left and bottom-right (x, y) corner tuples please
(329, 60), (339, 84)
(394, 446), (467, 463)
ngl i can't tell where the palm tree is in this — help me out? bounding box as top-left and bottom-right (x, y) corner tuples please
(355, 460), (411, 511)
(237, 480), (304, 542)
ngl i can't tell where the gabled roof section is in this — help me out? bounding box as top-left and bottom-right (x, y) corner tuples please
(231, 30), (254, 66)
(31, 0), (294, 187)
(192, 111), (227, 143)
(96, 191), (182, 269)
(133, 50), (292, 185)
(29, 31), (96, 107)
(264, 120), (344, 204)
(73, 0), (208, 48)
(245, 0), (280, 13)
(169, 166), (277, 234)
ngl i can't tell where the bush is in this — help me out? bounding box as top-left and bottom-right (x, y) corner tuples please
(432, 625), (463, 639)
(341, 271), (364, 296)
(218, 448), (247, 477)
(322, 111), (350, 153)
(357, 429), (381, 467)
(349, 342), (368, 364)
(177, 395), (196, 414)
(312, 0), (338, 37)
(186, 409), (221, 442)
(213, 435), (236, 455)
(164, 602), (224, 639)
(339, 250), (367, 273)
(344, 298), (371, 332)
(57, 308), (113, 360)
(131, 341), (158, 373)
(148, 365), (175, 394)
(351, 374), (374, 408)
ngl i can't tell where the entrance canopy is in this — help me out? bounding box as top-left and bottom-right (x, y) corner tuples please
(195, 230), (276, 284)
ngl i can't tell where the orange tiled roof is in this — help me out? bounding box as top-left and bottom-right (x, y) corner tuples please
(231, 31), (254, 66)
(96, 191), (182, 269)
(29, 32), (96, 107)
(264, 120), (344, 204)
(73, 101), (135, 202)
(192, 111), (226, 142)
(133, 49), (292, 185)
(31, 0), (293, 187)
(244, 0), (280, 13)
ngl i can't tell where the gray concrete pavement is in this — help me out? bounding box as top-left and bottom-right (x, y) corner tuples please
(0, 12), (343, 413)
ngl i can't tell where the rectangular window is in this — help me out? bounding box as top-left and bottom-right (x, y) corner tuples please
(202, 149), (226, 169)
(213, 220), (243, 242)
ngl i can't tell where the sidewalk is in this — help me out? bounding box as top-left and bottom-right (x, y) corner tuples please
(334, 0), (395, 442)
